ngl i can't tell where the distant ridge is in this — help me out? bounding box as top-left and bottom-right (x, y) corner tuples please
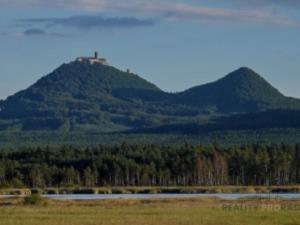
(0, 60), (300, 133)
(178, 67), (298, 113)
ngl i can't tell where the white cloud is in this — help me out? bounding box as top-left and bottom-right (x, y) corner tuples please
(228, 0), (300, 8)
(19, 15), (156, 30)
(136, 2), (298, 26)
(1, 0), (299, 27)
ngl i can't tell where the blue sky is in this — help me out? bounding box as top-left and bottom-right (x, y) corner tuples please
(0, 0), (300, 100)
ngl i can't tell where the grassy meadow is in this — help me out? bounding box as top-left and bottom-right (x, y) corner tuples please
(0, 197), (300, 225)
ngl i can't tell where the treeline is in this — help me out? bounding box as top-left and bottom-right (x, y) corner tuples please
(0, 143), (300, 188)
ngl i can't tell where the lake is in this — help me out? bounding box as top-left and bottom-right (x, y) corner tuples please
(38, 193), (300, 200)
(2, 193), (300, 200)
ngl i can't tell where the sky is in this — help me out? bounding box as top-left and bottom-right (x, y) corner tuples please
(0, 0), (300, 100)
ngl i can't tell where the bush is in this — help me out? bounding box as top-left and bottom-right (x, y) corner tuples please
(111, 188), (131, 194)
(179, 188), (198, 194)
(160, 188), (182, 194)
(270, 187), (299, 193)
(220, 187), (234, 193)
(126, 188), (140, 194)
(138, 188), (159, 194)
(206, 188), (223, 194)
(23, 193), (45, 205)
(97, 188), (112, 194)
(242, 187), (256, 193)
(195, 188), (207, 194)
(8, 190), (23, 195)
(73, 188), (97, 194)
(31, 189), (42, 194)
(45, 189), (59, 195)
(58, 189), (74, 194)
(255, 187), (270, 193)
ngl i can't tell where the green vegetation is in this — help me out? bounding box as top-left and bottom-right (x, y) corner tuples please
(23, 193), (45, 205)
(1, 143), (300, 188)
(0, 63), (300, 147)
(134, 110), (300, 134)
(1, 63), (300, 224)
(1, 186), (300, 195)
(0, 62), (203, 132)
(179, 67), (300, 112)
(2, 128), (300, 148)
(1, 197), (300, 225)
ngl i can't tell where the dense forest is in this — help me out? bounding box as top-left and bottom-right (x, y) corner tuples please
(133, 110), (300, 134)
(0, 143), (300, 188)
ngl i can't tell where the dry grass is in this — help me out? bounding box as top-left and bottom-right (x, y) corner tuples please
(0, 197), (300, 225)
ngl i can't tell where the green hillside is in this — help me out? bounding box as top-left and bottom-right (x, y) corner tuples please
(178, 67), (300, 113)
(0, 62), (210, 132)
(0, 62), (300, 140)
(0, 62), (166, 131)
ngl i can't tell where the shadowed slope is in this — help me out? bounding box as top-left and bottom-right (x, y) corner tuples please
(178, 67), (299, 113)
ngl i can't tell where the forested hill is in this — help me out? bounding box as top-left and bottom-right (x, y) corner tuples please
(178, 67), (300, 113)
(0, 60), (300, 134)
(0, 62), (165, 131)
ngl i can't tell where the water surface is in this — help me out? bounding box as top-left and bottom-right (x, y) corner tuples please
(42, 193), (300, 200)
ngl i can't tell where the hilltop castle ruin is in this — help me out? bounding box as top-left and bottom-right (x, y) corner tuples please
(76, 52), (109, 66)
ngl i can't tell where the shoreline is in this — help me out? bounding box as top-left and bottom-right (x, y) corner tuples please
(1, 186), (300, 196)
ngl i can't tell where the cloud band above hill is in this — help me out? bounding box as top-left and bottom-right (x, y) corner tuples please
(2, 0), (299, 38)
(5, 0), (298, 28)
(19, 15), (156, 30)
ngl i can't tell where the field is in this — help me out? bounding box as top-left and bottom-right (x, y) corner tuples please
(0, 197), (300, 225)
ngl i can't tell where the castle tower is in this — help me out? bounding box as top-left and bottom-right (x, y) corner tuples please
(76, 52), (109, 66)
